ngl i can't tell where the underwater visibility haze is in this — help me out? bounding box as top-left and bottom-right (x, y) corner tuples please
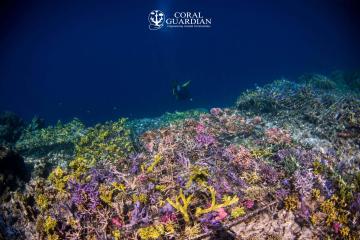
(1, 0), (360, 239)
(0, 0), (360, 123)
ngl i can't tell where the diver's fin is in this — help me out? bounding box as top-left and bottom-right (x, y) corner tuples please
(182, 80), (191, 88)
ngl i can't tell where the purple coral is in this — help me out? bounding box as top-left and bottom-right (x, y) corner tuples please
(68, 179), (100, 210)
(129, 202), (150, 226)
(260, 164), (280, 184)
(195, 133), (216, 147)
(293, 170), (314, 198)
(276, 148), (315, 168)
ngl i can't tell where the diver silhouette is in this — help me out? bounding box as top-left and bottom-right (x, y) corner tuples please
(172, 80), (193, 101)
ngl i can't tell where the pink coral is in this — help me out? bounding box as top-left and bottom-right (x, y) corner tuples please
(215, 208), (228, 221)
(111, 216), (123, 228)
(160, 213), (177, 223)
(332, 222), (341, 233)
(251, 116), (262, 125)
(265, 127), (291, 145)
(196, 123), (206, 134)
(243, 199), (254, 209)
(224, 145), (253, 169)
(210, 107), (223, 116)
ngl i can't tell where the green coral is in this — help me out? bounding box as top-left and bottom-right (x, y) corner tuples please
(250, 147), (273, 159)
(75, 118), (133, 163)
(16, 118), (85, 152)
(282, 156), (299, 175)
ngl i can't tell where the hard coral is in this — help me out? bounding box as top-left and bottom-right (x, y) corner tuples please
(265, 127), (291, 145)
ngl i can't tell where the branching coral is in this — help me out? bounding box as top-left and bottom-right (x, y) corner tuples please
(231, 206), (246, 218)
(265, 127), (291, 145)
(43, 216), (57, 234)
(167, 189), (194, 223)
(284, 195), (298, 211)
(4, 81), (360, 239)
(16, 118), (85, 152)
(146, 154), (162, 173)
(185, 166), (209, 188)
(75, 118), (134, 163)
(137, 224), (166, 240)
(195, 186), (238, 217)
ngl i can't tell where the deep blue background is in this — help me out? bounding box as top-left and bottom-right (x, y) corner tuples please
(0, 0), (359, 125)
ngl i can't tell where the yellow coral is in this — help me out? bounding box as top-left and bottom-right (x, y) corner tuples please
(186, 166), (209, 188)
(112, 182), (126, 192)
(284, 195), (298, 211)
(44, 216), (57, 234)
(320, 199), (337, 225)
(195, 186), (238, 217)
(112, 229), (121, 240)
(48, 166), (69, 191)
(147, 154), (162, 173)
(340, 226), (350, 237)
(310, 213), (320, 225)
(167, 189), (194, 223)
(137, 224), (165, 240)
(231, 206), (246, 218)
(184, 224), (201, 238)
(132, 193), (148, 203)
(155, 185), (167, 192)
(164, 223), (175, 234)
(312, 161), (323, 175)
(241, 171), (261, 184)
(99, 184), (113, 205)
(47, 234), (59, 240)
(311, 188), (321, 200)
(244, 186), (266, 200)
(36, 194), (49, 211)
(250, 148), (273, 159)
(75, 118), (133, 163)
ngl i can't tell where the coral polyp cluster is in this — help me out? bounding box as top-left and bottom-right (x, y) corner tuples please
(1, 72), (360, 239)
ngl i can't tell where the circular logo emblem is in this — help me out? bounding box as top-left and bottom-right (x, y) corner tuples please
(148, 10), (165, 30)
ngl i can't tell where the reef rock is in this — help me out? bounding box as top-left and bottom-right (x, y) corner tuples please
(0, 146), (29, 197)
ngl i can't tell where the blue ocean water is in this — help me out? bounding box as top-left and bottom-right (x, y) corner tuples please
(0, 0), (359, 125)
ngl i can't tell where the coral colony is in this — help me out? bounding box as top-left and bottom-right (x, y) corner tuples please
(1, 72), (360, 239)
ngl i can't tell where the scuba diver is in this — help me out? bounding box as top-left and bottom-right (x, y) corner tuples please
(172, 80), (193, 101)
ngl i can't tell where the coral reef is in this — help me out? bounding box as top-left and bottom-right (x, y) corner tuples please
(1, 72), (360, 239)
(0, 146), (29, 197)
(0, 111), (24, 146)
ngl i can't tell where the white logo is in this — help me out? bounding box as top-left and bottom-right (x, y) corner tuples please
(148, 10), (165, 30)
